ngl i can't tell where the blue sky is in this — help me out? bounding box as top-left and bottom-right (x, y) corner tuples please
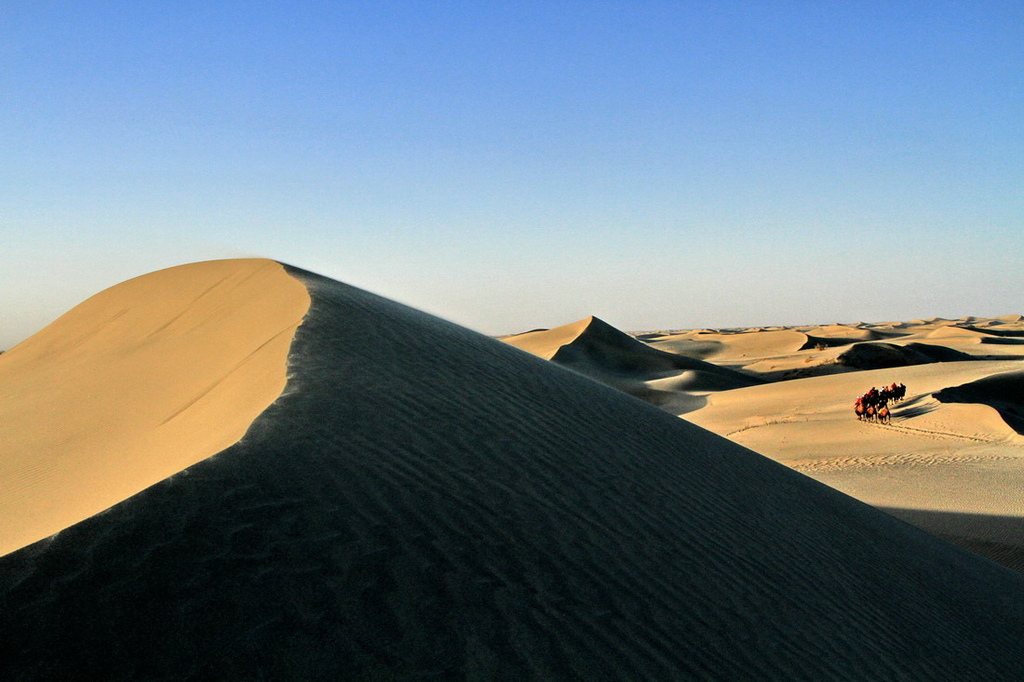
(2, 2), (1021, 348)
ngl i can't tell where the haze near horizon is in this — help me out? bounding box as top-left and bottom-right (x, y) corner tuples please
(2, 2), (1021, 349)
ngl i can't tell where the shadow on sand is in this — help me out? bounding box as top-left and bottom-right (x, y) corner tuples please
(881, 507), (1024, 574)
(890, 394), (936, 421)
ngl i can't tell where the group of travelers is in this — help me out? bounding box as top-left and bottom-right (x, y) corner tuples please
(854, 382), (906, 423)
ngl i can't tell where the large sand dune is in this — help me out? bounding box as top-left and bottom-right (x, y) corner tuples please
(3, 262), (1024, 679)
(0, 259), (309, 556)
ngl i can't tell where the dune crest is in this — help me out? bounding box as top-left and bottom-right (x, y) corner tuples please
(0, 258), (309, 555)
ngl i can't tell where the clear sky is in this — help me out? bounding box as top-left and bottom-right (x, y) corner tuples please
(2, 2), (1022, 348)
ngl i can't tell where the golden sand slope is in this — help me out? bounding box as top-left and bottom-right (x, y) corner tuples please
(499, 316), (598, 360)
(0, 259), (309, 556)
(675, 317), (1024, 482)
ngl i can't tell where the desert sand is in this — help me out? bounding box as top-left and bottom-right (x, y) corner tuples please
(501, 316), (760, 414)
(3, 260), (1024, 679)
(0, 259), (310, 555)
(508, 314), (1024, 572)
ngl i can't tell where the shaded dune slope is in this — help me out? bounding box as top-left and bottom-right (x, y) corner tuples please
(3, 265), (1024, 679)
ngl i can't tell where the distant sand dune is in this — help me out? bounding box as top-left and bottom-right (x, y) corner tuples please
(924, 325), (988, 341)
(640, 335), (725, 359)
(965, 324), (1024, 338)
(502, 315), (758, 410)
(674, 328), (808, 360)
(2, 265), (1024, 678)
(804, 324), (884, 340)
(837, 341), (975, 369)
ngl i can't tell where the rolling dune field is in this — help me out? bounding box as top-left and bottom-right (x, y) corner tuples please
(507, 313), (1024, 574)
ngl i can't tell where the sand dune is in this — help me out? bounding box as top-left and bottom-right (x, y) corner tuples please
(643, 328), (855, 382)
(0, 259), (309, 556)
(963, 324), (1024, 338)
(501, 315), (746, 377)
(924, 325), (989, 341)
(802, 323), (890, 342)
(685, 350), (1024, 574)
(687, 361), (1024, 459)
(502, 315), (758, 411)
(513, 314), (1024, 576)
(837, 340), (976, 369)
(639, 333), (725, 359)
(935, 369), (1024, 433)
(655, 327), (809, 360)
(3, 264), (1024, 679)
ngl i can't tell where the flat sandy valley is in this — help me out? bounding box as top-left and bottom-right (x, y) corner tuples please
(3, 260), (1024, 679)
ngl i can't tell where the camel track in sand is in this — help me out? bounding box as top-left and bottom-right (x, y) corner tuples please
(726, 414), (1002, 446)
(722, 409), (1024, 474)
(879, 419), (999, 444)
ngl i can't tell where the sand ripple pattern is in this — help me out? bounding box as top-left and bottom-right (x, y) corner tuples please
(3, 265), (1024, 679)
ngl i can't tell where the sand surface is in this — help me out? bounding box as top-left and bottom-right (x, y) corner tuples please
(3, 265), (1024, 678)
(680, 323), (1024, 571)
(0, 259), (309, 555)
(501, 316), (759, 412)
(508, 315), (1024, 572)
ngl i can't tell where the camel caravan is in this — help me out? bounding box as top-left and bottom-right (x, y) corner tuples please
(854, 382), (906, 424)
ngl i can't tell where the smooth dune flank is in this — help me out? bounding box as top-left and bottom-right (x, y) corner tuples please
(3, 263), (1024, 679)
(0, 258), (310, 556)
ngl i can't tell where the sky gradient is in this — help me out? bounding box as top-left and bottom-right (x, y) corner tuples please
(3, 2), (1022, 348)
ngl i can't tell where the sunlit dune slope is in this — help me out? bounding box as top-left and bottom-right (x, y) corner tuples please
(0, 259), (310, 555)
(2, 264), (1024, 679)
